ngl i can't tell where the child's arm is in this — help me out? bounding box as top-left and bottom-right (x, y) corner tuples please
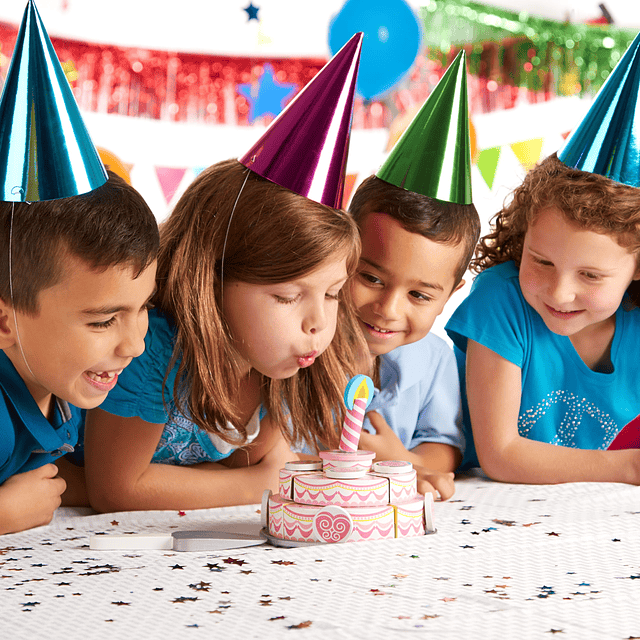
(467, 340), (640, 484)
(360, 411), (461, 471)
(359, 411), (457, 500)
(0, 464), (66, 534)
(84, 409), (285, 512)
(55, 456), (89, 507)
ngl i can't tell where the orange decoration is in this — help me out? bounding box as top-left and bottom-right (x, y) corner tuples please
(97, 147), (132, 184)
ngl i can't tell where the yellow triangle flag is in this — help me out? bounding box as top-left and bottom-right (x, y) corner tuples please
(510, 139), (544, 172)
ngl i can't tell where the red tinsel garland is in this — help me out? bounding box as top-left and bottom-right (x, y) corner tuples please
(0, 21), (558, 129)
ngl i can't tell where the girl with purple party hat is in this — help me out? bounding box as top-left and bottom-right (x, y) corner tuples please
(84, 34), (368, 512)
(446, 32), (640, 484)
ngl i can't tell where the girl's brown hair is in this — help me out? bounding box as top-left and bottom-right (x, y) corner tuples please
(473, 153), (640, 306)
(155, 159), (365, 451)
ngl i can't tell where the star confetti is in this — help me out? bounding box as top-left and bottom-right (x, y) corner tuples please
(243, 2), (259, 21)
(271, 560), (295, 566)
(223, 558), (247, 566)
(287, 621), (312, 630)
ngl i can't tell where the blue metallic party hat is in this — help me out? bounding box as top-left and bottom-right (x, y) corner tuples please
(558, 31), (640, 187)
(0, 0), (107, 202)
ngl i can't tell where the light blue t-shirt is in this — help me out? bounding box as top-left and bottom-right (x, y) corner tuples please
(445, 261), (640, 469)
(365, 333), (465, 455)
(100, 309), (260, 465)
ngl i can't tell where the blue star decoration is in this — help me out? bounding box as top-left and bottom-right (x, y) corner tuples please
(243, 2), (260, 21)
(238, 64), (297, 123)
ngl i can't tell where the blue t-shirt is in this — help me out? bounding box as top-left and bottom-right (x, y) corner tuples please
(100, 309), (255, 464)
(445, 261), (640, 468)
(365, 333), (465, 454)
(0, 351), (82, 484)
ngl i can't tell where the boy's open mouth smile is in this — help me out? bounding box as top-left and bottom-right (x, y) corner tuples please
(84, 369), (124, 391)
(362, 320), (399, 337)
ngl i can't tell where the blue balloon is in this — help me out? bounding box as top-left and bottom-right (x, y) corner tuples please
(328, 0), (422, 101)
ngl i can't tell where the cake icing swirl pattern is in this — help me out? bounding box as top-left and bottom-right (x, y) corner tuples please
(293, 474), (389, 506)
(313, 506), (353, 542)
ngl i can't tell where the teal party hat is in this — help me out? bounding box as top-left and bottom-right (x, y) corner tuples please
(0, 0), (107, 202)
(559, 31), (640, 187)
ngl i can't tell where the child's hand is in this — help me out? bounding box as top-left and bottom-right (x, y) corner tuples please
(0, 464), (66, 534)
(414, 466), (455, 501)
(359, 410), (411, 460)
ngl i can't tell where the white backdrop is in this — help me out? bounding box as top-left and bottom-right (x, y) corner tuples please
(0, 0), (638, 57)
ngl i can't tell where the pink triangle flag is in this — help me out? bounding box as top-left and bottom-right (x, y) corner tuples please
(156, 167), (187, 204)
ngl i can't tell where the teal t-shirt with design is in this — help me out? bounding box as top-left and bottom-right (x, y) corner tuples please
(446, 261), (640, 469)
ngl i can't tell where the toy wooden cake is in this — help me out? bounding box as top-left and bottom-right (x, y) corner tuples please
(262, 375), (436, 545)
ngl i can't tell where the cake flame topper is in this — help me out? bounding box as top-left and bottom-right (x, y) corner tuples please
(339, 374), (374, 453)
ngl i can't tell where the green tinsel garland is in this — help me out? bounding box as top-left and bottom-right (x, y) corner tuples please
(420, 0), (637, 96)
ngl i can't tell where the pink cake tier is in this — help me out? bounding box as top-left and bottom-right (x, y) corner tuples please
(319, 449), (375, 477)
(279, 466), (418, 506)
(267, 493), (431, 543)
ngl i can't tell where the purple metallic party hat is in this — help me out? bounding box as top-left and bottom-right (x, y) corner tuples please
(0, 0), (107, 201)
(377, 50), (472, 204)
(558, 31), (640, 187)
(240, 32), (363, 208)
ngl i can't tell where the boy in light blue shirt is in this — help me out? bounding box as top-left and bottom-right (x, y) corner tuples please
(348, 51), (480, 499)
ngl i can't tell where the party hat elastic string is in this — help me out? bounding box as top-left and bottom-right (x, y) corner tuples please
(8, 201), (39, 384)
(219, 167), (251, 309)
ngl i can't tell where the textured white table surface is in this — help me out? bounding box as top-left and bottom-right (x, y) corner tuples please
(3, 474), (640, 639)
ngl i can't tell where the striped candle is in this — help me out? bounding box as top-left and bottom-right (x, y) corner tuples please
(339, 397), (368, 452)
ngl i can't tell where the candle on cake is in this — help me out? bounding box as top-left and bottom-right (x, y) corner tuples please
(319, 374), (375, 478)
(340, 374), (374, 452)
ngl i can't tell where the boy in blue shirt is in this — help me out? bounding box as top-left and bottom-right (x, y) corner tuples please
(0, 174), (158, 534)
(0, 2), (158, 533)
(348, 51), (480, 499)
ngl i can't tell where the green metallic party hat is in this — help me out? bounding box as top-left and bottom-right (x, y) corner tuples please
(377, 49), (472, 204)
(0, 0), (107, 201)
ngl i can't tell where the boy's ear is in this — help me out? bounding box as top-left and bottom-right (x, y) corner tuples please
(0, 297), (16, 347)
(450, 278), (466, 297)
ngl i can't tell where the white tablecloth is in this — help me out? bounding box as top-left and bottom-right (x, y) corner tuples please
(3, 473), (640, 639)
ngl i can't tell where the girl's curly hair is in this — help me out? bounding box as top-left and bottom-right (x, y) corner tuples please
(472, 153), (640, 306)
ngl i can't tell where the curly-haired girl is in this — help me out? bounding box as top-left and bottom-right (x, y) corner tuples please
(446, 153), (640, 484)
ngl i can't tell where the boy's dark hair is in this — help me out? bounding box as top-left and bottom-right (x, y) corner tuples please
(0, 170), (159, 315)
(349, 175), (481, 287)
